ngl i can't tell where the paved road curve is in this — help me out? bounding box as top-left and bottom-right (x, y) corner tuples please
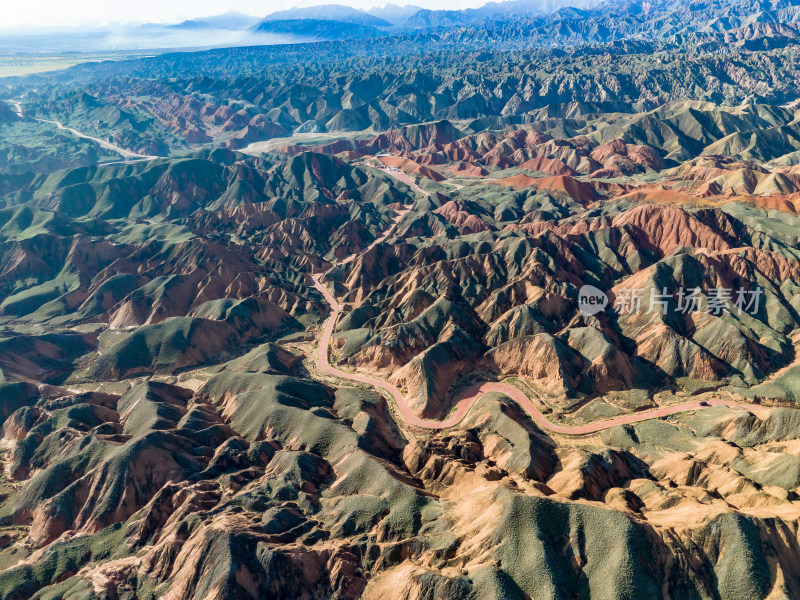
(310, 207), (768, 434)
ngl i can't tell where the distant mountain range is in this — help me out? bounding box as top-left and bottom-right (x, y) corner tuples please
(252, 18), (385, 41)
(168, 11), (262, 30)
(4, 0), (800, 53)
(255, 0), (598, 31)
(259, 4), (393, 28)
(366, 3), (424, 25)
(0, 0), (601, 52)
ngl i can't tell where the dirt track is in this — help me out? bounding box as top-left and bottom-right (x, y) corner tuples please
(12, 100), (157, 164)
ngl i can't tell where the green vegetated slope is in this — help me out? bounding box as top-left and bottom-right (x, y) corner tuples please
(0, 149), (409, 385)
(0, 101), (122, 174)
(0, 373), (794, 599)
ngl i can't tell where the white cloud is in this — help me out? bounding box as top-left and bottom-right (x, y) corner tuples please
(1, 0), (488, 30)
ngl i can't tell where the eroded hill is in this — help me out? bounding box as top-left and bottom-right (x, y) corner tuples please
(0, 95), (800, 598)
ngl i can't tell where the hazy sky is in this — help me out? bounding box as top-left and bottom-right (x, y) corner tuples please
(4, 0), (487, 29)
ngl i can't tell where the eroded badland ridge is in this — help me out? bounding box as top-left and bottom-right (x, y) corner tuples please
(5, 1), (800, 598)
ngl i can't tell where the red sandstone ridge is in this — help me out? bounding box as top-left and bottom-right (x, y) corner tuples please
(494, 174), (597, 204)
(589, 138), (663, 177)
(504, 216), (611, 236)
(273, 122), (670, 183)
(433, 200), (491, 233)
(745, 194), (800, 214)
(518, 156), (578, 176)
(612, 204), (732, 254)
(450, 161), (489, 176)
(617, 187), (709, 206)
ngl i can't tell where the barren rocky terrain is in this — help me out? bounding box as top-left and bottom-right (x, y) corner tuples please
(4, 0), (800, 598)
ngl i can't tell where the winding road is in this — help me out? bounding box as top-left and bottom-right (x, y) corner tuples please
(0, 105), (772, 432)
(11, 100), (157, 164)
(310, 203), (768, 434)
